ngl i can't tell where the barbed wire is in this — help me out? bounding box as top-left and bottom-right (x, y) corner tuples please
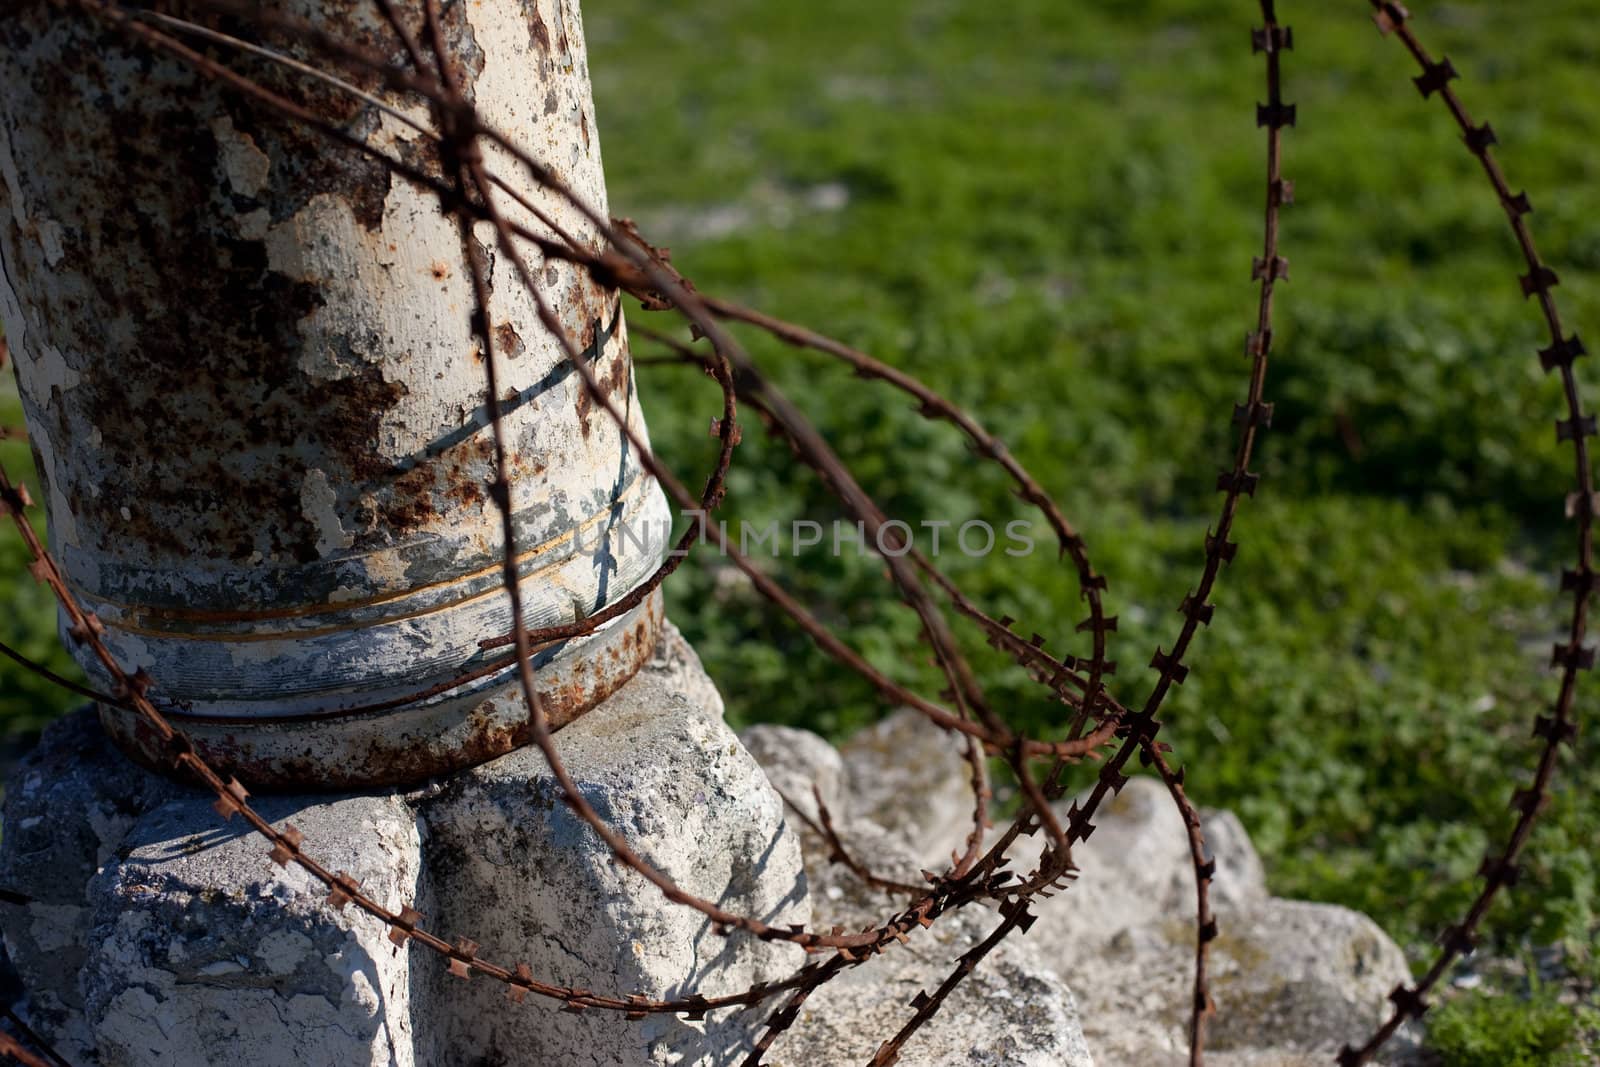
(0, 2), (1587, 1066)
(0, 1010), (66, 1067)
(1338, 2), (1594, 1061)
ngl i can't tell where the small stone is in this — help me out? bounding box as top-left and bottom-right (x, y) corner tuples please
(739, 723), (846, 824)
(838, 708), (978, 868)
(1004, 777), (1418, 1066)
(1199, 808), (1269, 914)
(1206, 899), (1415, 1057)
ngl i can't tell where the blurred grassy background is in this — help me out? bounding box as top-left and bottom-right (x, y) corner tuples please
(1, 0), (1597, 1044)
(0, 369), (72, 739)
(582, 0), (1600, 972)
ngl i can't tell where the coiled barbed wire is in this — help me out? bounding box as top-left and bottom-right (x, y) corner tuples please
(0, 3), (1588, 1065)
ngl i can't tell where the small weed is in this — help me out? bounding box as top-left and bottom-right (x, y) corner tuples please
(1428, 982), (1596, 1067)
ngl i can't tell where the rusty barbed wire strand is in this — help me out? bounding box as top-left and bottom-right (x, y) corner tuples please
(1337, 3), (1594, 1062)
(0, 1030), (54, 1067)
(774, 786), (929, 897)
(0, 1010), (69, 1067)
(938, 9), (1295, 1062)
(1051, 0), (1292, 876)
(866, 899), (1037, 1067)
(1140, 741), (1217, 1067)
(0, 11), (993, 1030)
(741, 954), (853, 1067)
(690, 297), (1118, 738)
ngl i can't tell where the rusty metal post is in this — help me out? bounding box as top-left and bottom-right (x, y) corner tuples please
(0, 1), (670, 788)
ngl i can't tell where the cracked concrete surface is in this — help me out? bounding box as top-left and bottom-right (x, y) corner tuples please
(1, 622), (810, 1066)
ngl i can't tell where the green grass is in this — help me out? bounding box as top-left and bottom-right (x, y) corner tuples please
(579, 0), (1600, 972)
(2, 0), (1598, 1053)
(0, 370), (80, 735)
(1427, 974), (1599, 1067)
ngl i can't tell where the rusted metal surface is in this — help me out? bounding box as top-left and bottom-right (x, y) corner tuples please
(100, 589), (662, 790)
(0, 0), (669, 785)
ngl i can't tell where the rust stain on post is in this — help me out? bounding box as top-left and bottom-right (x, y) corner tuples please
(0, 0), (669, 788)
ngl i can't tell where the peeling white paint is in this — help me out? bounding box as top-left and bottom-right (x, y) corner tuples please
(23, 421), (77, 546)
(17, 341), (81, 407)
(210, 116), (271, 199)
(0, 122), (29, 229)
(105, 630), (153, 675)
(300, 468), (353, 557)
(37, 219), (64, 267)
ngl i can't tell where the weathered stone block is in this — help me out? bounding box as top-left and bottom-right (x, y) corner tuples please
(782, 908), (1096, 1067)
(0, 623), (812, 1067)
(1010, 778), (1417, 1066)
(415, 629), (809, 1065)
(838, 708), (977, 869)
(83, 793), (425, 1067)
(0, 710), (182, 1064)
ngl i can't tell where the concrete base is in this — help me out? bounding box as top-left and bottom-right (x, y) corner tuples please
(1, 622), (809, 1066)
